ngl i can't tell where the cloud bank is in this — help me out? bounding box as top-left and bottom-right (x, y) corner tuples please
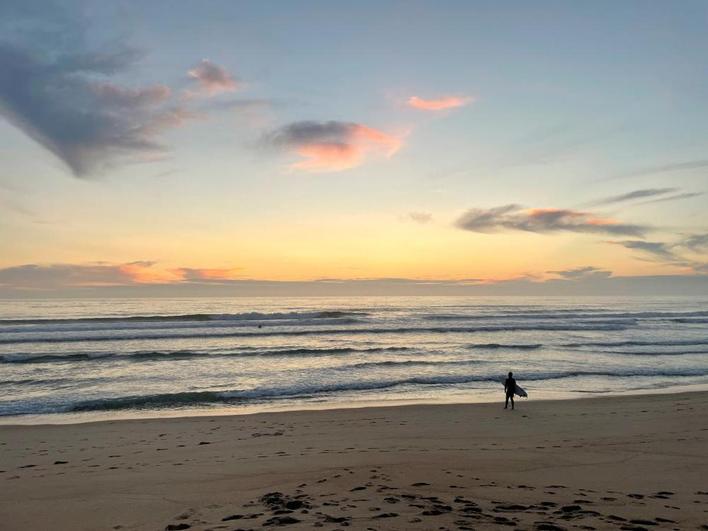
(455, 205), (648, 237)
(1, 261), (707, 298)
(0, 262), (240, 289)
(264, 121), (402, 172)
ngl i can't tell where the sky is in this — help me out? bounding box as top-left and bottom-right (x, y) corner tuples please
(1, 0), (707, 297)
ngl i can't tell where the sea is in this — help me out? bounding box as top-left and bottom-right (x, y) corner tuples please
(1, 296), (707, 423)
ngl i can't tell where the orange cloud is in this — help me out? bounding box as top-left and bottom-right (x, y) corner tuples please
(118, 262), (183, 284)
(266, 121), (403, 172)
(407, 95), (473, 111)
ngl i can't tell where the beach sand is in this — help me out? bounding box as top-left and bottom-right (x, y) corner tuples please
(1, 392), (707, 530)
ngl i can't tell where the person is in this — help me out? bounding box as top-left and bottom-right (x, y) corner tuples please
(504, 371), (516, 410)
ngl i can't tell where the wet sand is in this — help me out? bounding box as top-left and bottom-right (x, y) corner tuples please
(1, 391), (707, 530)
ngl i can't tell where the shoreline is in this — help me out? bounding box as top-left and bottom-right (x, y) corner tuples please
(2, 390), (707, 530)
(3, 383), (708, 427)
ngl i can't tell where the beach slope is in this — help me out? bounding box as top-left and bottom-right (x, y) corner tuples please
(1, 392), (707, 530)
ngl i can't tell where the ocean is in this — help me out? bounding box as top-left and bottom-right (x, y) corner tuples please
(1, 296), (707, 423)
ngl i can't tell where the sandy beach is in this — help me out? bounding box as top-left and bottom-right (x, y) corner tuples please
(1, 392), (707, 530)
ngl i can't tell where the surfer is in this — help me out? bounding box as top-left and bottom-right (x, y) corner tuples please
(504, 371), (516, 410)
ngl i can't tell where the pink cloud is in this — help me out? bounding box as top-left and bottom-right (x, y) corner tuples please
(187, 59), (238, 96)
(292, 143), (362, 172)
(266, 121), (403, 172)
(407, 95), (473, 111)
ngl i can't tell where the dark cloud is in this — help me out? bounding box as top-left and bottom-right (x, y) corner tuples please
(588, 188), (677, 206)
(455, 204), (648, 237)
(548, 266), (612, 280)
(266, 121), (358, 147)
(91, 83), (172, 108)
(0, 40), (198, 176)
(0, 3), (206, 177)
(187, 59), (238, 96)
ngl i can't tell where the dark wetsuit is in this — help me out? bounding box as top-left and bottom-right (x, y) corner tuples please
(504, 377), (516, 409)
(504, 377), (516, 397)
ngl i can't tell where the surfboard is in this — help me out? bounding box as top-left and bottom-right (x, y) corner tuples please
(502, 380), (528, 398)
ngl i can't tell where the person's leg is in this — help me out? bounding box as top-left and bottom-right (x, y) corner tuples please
(511, 395), (515, 410)
(504, 394), (509, 409)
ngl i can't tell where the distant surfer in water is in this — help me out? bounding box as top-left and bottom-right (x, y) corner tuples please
(504, 371), (516, 410)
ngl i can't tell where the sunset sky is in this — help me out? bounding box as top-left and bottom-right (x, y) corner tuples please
(1, 1), (707, 296)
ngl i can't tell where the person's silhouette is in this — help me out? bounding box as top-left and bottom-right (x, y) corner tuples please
(504, 371), (516, 410)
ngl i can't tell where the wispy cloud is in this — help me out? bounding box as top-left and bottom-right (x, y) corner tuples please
(547, 266), (612, 280)
(455, 205), (648, 237)
(186, 59), (238, 97)
(610, 240), (678, 261)
(681, 234), (708, 253)
(587, 188), (678, 206)
(609, 238), (707, 273)
(637, 191), (703, 205)
(263, 121), (402, 172)
(407, 95), (473, 111)
(493, 121), (620, 169)
(619, 159), (708, 179)
(405, 212), (433, 224)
